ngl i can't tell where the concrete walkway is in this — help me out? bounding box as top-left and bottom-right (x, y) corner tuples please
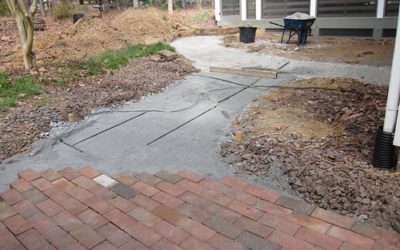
(1, 167), (398, 249)
(0, 36), (391, 191)
(173, 36), (391, 85)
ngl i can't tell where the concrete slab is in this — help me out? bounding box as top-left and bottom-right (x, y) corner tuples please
(0, 35), (390, 194)
(174, 36), (391, 85)
(0, 70), (287, 192)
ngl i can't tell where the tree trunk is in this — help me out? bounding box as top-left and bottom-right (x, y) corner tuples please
(181, 0), (185, 9)
(5, 0), (37, 71)
(133, 0), (139, 8)
(39, 0), (45, 16)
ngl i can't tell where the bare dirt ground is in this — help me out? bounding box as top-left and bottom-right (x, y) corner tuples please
(223, 31), (394, 66)
(0, 56), (196, 162)
(1, 7), (237, 71)
(220, 77), (400, 232)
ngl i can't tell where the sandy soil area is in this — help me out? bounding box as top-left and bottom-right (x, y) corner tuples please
(0, 7), (237, 71)
(222, 30), (394, 66)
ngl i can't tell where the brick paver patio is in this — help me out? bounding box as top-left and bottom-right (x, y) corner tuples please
(0, 167), (398, 249)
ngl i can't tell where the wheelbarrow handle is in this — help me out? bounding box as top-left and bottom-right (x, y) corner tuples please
(269, 21), (285, 28)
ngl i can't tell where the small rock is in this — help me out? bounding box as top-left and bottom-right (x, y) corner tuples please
(67, 112), (82, 122)
(235, 131), (242, 142)
(158, 50), (178, 61)
(1, 36), (11, 42)
(150, 54), (162, 62)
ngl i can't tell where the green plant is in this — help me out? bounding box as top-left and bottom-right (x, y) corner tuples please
(0, 0), (10, 16)
(0, 72), (42, 111)
(160, 1), (178, 10)
(54, 63), (81, 86)
(118, 0), (133, 8)
(84, 42), (175, 75)
(193, 10), (210, 22)
(52, 1), (76, 20)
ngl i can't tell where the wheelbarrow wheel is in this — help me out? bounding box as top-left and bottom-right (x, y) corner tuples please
(297, 30), (308, 45)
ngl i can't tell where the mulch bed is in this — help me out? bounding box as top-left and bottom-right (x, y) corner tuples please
(0, 56), (196, 162)
(221, 77), (400, 232)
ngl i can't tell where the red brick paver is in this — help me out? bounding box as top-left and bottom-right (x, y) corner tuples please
(0, 168), (398, 250)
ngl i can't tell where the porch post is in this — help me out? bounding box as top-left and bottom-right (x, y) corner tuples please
(256, 0), (262, 20)
(215, 0), (221, 21)
(377, 0), (386, 18)
(241, 0), (247, 20)
(310, 0), (317, 17)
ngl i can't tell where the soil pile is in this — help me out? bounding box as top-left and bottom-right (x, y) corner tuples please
(111, 7), (173, 44)
(36, 16), (128, 63)
(221, 77), (400, 232)
(285, 12), (313, 20)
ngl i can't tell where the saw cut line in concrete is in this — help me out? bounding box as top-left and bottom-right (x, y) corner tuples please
(59, 139), (84, 153)
(70, 77), (262, 148)
(146, 105), (218, 145)
(71, 87), (228, 146)
(146, 77), (262, 145)
(72, 112), (147, 146)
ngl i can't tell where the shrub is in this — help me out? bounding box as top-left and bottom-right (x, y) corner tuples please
(193, 10), (210, 22)
(52, 1), (76, 20)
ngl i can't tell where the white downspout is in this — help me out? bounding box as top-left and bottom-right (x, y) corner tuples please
(377, 0), (386, 18)
(310, 0), (317, 17)
(241, 0), (247, 21)
(383, 10), (400, 134)
(215, 0), (221, 21)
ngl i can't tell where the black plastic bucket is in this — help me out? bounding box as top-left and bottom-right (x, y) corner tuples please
(72, 13), (85, 24)
(239, 27), (257, 43)
(372, 125), (395, 169)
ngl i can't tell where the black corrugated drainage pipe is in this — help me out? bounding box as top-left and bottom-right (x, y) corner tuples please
(373, 125), (395, 169)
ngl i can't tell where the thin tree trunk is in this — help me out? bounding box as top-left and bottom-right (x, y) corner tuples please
(39, 0), (45, 16)
(5, 0), (37, 71)
(168, 0), (173, 15)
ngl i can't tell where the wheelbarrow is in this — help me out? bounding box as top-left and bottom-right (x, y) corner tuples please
(270, 18), (316, 45)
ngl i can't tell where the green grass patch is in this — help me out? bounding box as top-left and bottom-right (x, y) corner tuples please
(0, 72), (43, 112)
(84, 42), (175, 75)
(50, 42), (174, 86)
(193, 10), (211, 22)
(53, 63), (82, 86)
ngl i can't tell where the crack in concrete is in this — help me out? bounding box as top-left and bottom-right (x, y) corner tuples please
(146, 77), (262, 145)
(72, 112), (146, 146)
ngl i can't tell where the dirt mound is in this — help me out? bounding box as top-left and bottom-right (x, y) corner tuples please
(36, 16), (128, 63)
(111, 7), (173, 44)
